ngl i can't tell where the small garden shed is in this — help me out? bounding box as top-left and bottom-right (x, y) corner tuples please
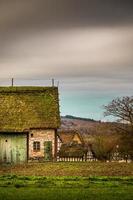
(57, 130), (87, 161)
(0, 86), (60, 164)
(57, 130), (84, 149)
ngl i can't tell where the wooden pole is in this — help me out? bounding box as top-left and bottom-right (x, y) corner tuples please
(11, 78), (14, 87)
(52, 78), (54, 87)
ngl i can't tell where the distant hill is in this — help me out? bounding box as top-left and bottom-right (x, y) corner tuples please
(60, 115), (118, 143)
(62, 115), (96, 122)
(61, 115), (99, 131)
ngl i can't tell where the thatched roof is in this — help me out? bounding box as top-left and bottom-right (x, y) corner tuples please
(58, 143), (87, 158)
(58, 130), (84, 144)
(0, 86), (60, 132)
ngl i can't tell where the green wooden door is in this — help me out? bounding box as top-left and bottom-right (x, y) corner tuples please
(44, 141), (52, 161)
(0, 135), (11, 163)
(0, 133), (27, 164)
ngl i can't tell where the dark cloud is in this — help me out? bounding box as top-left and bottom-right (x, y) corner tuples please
(0, 0), (133, 31)
(0, 0), (132, 85)
(0, 0), (133, 51)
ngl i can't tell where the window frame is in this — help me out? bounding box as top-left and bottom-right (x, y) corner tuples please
(33, 141), (40, 152)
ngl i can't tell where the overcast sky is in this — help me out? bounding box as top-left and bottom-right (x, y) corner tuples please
(0, 0), (133, 120)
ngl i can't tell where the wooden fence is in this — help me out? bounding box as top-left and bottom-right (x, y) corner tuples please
(57, 151), (96, 162)
(57, 151), (131, 162)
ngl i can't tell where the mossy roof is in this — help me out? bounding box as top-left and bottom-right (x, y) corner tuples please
(0, 86), (60, 132)
(58, 130), (84, 144)
(58, 143), (87, 158)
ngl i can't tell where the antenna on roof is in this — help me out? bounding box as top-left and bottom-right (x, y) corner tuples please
(52, 78), (54, 87)
(11, 78), (14, 87)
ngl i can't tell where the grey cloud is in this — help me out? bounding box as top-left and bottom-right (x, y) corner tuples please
(0, 27), (133, 79)
(1, 0), (133, 50)
(0, 0), (132, 91)
(59, 76), (133, 90)
(0, 0), (133, 29)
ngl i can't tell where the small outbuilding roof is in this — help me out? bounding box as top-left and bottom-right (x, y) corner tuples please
(58, 143), (87, 158)
(0, 86), (60, 132)
(58, 130), (84, 144)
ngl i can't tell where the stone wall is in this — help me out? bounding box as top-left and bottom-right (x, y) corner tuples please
(28, 129), (56, 161)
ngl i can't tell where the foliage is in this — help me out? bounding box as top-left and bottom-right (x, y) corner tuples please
(91, 134), (119, 161)
(118, 134), (133, 160)
(85, 123), (119, 161)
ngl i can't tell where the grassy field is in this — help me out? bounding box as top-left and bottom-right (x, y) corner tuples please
(0, 162), (133, 200)
(0, 187), (132, 200)
(0, 175), (133, 200)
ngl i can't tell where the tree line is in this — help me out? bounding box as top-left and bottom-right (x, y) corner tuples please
(89, 96), (133, 161)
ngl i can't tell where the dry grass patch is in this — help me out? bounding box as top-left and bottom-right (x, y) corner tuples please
(0, 162), (133, 176)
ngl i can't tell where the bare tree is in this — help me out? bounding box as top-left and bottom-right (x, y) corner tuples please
(104, 96), (133, 160)
(104, 96), (133, 132)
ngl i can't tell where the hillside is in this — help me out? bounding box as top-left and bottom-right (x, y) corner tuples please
(61, 115), (100, 133)
(60, 116), (118, 143)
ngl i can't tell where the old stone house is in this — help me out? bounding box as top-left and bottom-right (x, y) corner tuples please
(0, 86), (60, 164)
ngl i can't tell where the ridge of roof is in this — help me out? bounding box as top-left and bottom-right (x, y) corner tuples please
(0, 86), (58, 93)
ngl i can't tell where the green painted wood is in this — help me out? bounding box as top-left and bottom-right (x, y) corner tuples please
(44, 141), (52, 161)
(0, 133), (27, 164)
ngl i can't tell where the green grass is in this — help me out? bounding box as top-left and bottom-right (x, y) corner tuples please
(0, 175), (133, 188)
(0, 162), (133, 200)
(0, 176), (133, 200)
(0, 187), (133, 200)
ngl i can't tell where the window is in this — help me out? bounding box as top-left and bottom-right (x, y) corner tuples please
(33, 141), (40, 151)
